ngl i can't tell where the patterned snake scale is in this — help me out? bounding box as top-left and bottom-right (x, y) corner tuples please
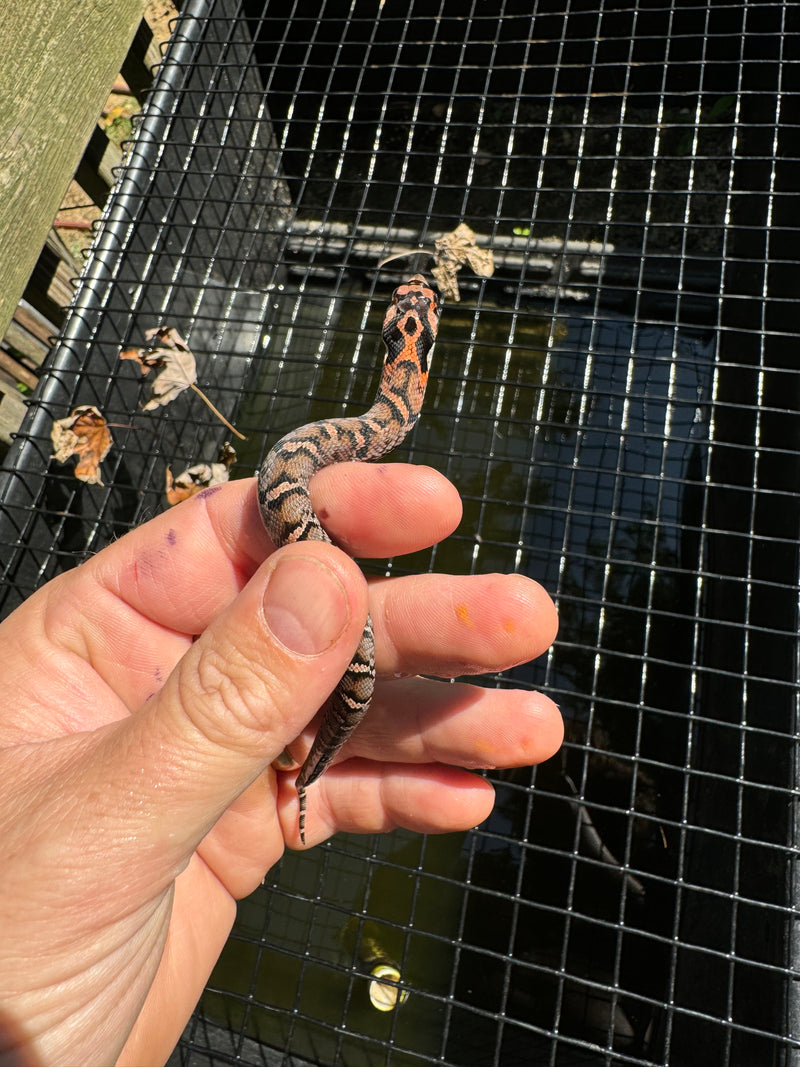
(258, 275), (441, 842)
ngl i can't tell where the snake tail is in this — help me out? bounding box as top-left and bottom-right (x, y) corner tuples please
(257, 275), (441, 842)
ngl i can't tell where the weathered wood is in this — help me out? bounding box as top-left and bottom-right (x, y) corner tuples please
(0, 344), (38, 390)
(0, 0), (148, 342)
(11, 299), (57, 354)
(3, 319), (48, 370)
(0, 381), (27, 447)
(26, 244), (76, 326)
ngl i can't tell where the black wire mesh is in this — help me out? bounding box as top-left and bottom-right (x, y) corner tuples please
(2, 1), (800, 1064)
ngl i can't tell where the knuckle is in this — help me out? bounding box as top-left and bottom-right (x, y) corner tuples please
(179, 641), (282, 755)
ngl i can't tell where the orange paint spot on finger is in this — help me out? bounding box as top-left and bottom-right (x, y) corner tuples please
(455, 602), (474, 626)
(502, 618), (515, 634)
(471, 738), (497, 763)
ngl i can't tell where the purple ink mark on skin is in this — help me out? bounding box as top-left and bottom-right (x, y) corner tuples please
(166, 529), (177, 546)
(197, 485), (223, 500)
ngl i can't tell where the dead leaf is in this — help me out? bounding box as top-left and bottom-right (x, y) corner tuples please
(165, 442), (237, 505)
(51, 406), (113, 485)
(432, 223), (495, 302)
(120, 326), (196, 410)
(120, 327), (246, 440)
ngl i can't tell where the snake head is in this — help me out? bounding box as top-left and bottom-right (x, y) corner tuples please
(382, 275), (441, 374)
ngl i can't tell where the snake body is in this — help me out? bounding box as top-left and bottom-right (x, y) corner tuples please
(258, 275), (441, 841)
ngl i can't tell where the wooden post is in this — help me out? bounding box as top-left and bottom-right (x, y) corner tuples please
(0, 0), (149, 341)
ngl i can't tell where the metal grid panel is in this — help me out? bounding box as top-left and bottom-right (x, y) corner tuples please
(2, 1), (800, 1064)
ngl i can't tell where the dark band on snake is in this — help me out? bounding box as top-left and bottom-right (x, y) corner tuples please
(258, 275), (441, 842)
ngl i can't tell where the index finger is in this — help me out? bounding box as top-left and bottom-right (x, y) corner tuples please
(90, 464), (461, 636)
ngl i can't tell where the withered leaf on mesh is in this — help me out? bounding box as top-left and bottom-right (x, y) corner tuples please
(165, 442), (237, 506)
(120, 328), (246, 439)
(120, 326), (197, 410)
(50, 406), (113, 486)
(432, 222), (495, 302)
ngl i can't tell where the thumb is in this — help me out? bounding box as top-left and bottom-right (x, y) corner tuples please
(117, 540), (369, 859)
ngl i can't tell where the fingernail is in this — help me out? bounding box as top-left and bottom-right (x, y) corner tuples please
(263, 555), (349, 655)
(272, 746), (297, 769)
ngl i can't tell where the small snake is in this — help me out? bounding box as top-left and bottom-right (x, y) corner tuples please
(258, 275), (441, 842)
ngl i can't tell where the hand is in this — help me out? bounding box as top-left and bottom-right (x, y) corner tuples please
(0, 465), (560, 1067)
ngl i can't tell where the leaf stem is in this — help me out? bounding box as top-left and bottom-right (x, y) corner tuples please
(188, 383), (247, 440)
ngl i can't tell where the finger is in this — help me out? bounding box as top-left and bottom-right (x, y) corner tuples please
(194, 680), (560, 894)
(14, 467), (461, 719)
(194, 772), (279, 899)
(310, 462), (462, 556)
(92, 465), (460, 636)
(278, 677), (562, 780)
(355, 678), (563, 769)
(277, 761), (497, 846)
(80, 541), (370, 888)
(370, 571), (559, 677)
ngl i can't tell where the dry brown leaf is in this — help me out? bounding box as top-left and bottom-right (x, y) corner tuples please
(120, 327), (246, 439)
(165, 442), (237, 505)
(51, 406), (113, 486)
(432, 222), (495, 302)
(120, 326), (197, 410)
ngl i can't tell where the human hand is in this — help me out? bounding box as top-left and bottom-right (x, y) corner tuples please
(0, 465), (560, 1067)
